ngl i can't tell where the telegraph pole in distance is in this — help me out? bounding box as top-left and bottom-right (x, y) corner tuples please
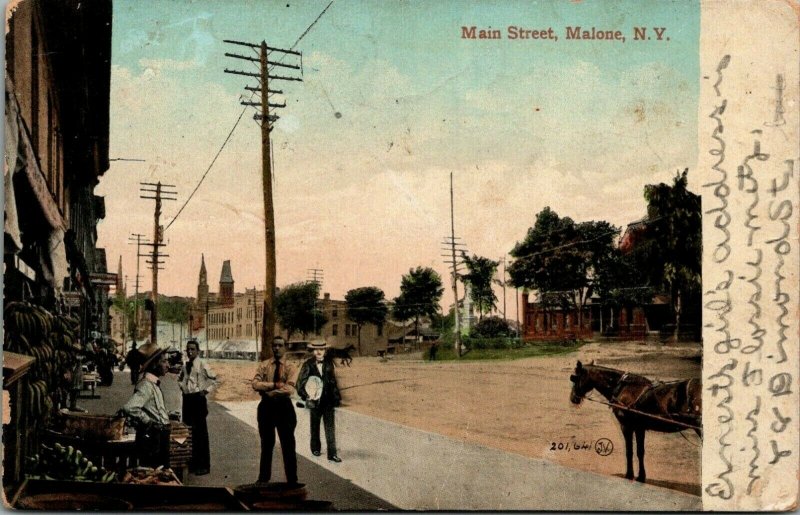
(127, 233), (150, 350)
(499, 256), (507, 321)
(140, 182), (177, 346)
(307, 268), (324, 336)
(224, 38), (303, 360)
(441, 173), (464, 357)
(252, 286), (259, 359)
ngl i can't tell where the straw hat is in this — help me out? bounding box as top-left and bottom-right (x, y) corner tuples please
(307, 340), (328, 350)
(137, 341), (166, 373)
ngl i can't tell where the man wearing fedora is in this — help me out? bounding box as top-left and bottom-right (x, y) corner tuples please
(297, 341), (342, 463)
(120, 341), (171, 468)
(252, 336), (299, 485)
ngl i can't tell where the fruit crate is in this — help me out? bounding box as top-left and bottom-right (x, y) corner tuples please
(58, 410), (125, 441)
(169, 421), (192, 480)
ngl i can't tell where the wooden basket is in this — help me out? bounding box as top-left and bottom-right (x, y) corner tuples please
(59, 410), (125, 441)
(169, 421), (192, 470)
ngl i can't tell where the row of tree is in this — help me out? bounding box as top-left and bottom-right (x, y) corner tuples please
(507, 169), (701, 339)
(275, 266), (445, 355)
(263, 169), (701, 351)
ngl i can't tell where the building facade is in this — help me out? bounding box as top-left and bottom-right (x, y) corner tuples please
(4, 0), (113, 342)
(195, 258), (391, 356)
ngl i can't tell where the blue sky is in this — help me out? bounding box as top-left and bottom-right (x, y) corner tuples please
(98, 0), (700, 305)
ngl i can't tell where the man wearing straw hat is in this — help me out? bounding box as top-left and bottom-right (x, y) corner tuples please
(120, 341), (171, 468)
(296, 340), (342, 463)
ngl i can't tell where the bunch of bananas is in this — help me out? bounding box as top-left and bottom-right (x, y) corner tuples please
(25, 443), (117, 483)
(4, 301), (82, 422)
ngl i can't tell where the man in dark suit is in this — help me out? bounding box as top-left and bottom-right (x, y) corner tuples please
(297, 341), (342, 462)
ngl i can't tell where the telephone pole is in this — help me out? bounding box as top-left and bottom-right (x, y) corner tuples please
(252, 286), (259, 359)
(499, 256), (507, 321)
(127, 233), (150, 349)
(441, 172), (464, 357)
(307, 268), (324, 336)
(140, 182), (177, 346)
(121, 274), (128, 349)
(224, 38), (303, 359)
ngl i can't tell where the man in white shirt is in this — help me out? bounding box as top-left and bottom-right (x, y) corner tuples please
(177, 339), (218, 475)
(121, 341), (171, 468)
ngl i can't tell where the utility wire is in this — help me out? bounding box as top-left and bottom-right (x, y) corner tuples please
(164, 108), (247, 230)
(164, 1), (334, 230)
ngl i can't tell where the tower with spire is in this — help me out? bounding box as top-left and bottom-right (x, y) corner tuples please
(197, 254), (209, 307)
(115, 255), (126, 301)
(219, 260), (234, 306)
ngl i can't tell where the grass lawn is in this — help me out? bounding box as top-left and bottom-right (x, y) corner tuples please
(429, 340), (587, 361)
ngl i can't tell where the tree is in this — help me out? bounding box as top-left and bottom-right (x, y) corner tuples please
(460, 253), (499, 321)
(508, 207), (618, 332)
(345, 286), (388, 356)
(157, 296), (192, 324)
(275, 281), (327, 340)
(643, 169), (701, 341)
(593, 247), (654, 333)
(392, 267), (444, 345)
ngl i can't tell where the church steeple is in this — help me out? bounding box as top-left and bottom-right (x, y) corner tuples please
(199, 253), (208, 286)
(116, 255), (125, 300)
(197, 254), (209, 307)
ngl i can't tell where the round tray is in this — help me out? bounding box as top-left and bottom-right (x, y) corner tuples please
(16, 493), (133, 511)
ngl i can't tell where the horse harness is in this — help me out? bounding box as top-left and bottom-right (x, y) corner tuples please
(608, 372), (701, 427)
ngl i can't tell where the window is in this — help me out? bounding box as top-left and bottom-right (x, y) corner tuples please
(345, 325), (350, 336)
(377, 324), (383, 336)
(332, 308), (338, 318)
(351, 324), (358, 336)
(332, 324), (338, 336)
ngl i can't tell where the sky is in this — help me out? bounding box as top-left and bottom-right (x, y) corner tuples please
(96, 0), (701, 314)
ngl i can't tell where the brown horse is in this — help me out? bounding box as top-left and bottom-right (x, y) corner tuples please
(329, 344), (356, 367)
(569, 360), (701, 483)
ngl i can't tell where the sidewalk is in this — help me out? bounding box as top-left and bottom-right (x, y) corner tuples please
(222, 400), (703, 511)
(78, 370), (394, 510)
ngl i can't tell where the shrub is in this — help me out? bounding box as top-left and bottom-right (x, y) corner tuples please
(470, 316), (512, 338)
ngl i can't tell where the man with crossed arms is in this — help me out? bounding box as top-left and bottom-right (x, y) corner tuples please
(252, 336), (298, 485)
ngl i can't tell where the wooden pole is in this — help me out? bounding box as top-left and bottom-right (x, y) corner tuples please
(260, 41), (277, 360)
(450, 172), (462, 357)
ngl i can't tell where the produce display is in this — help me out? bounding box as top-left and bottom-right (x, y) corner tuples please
(3, 301), (83, 422)
(121, 466), (182, 486)
(25, 443), (117, 483)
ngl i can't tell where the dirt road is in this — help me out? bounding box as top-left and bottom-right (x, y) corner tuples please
(209, 341), (701, 495)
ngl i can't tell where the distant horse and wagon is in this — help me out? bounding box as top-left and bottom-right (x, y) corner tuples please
(568, 360), (702, 483)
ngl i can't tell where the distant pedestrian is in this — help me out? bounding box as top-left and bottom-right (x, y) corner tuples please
(178, 339), (218, 476)
(428, 341), (439, 361)
(126, 342), (144, 385)
(252, 336), (298, 485)
(297, 341), (342, 463)
(120, 342), (171, 468)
